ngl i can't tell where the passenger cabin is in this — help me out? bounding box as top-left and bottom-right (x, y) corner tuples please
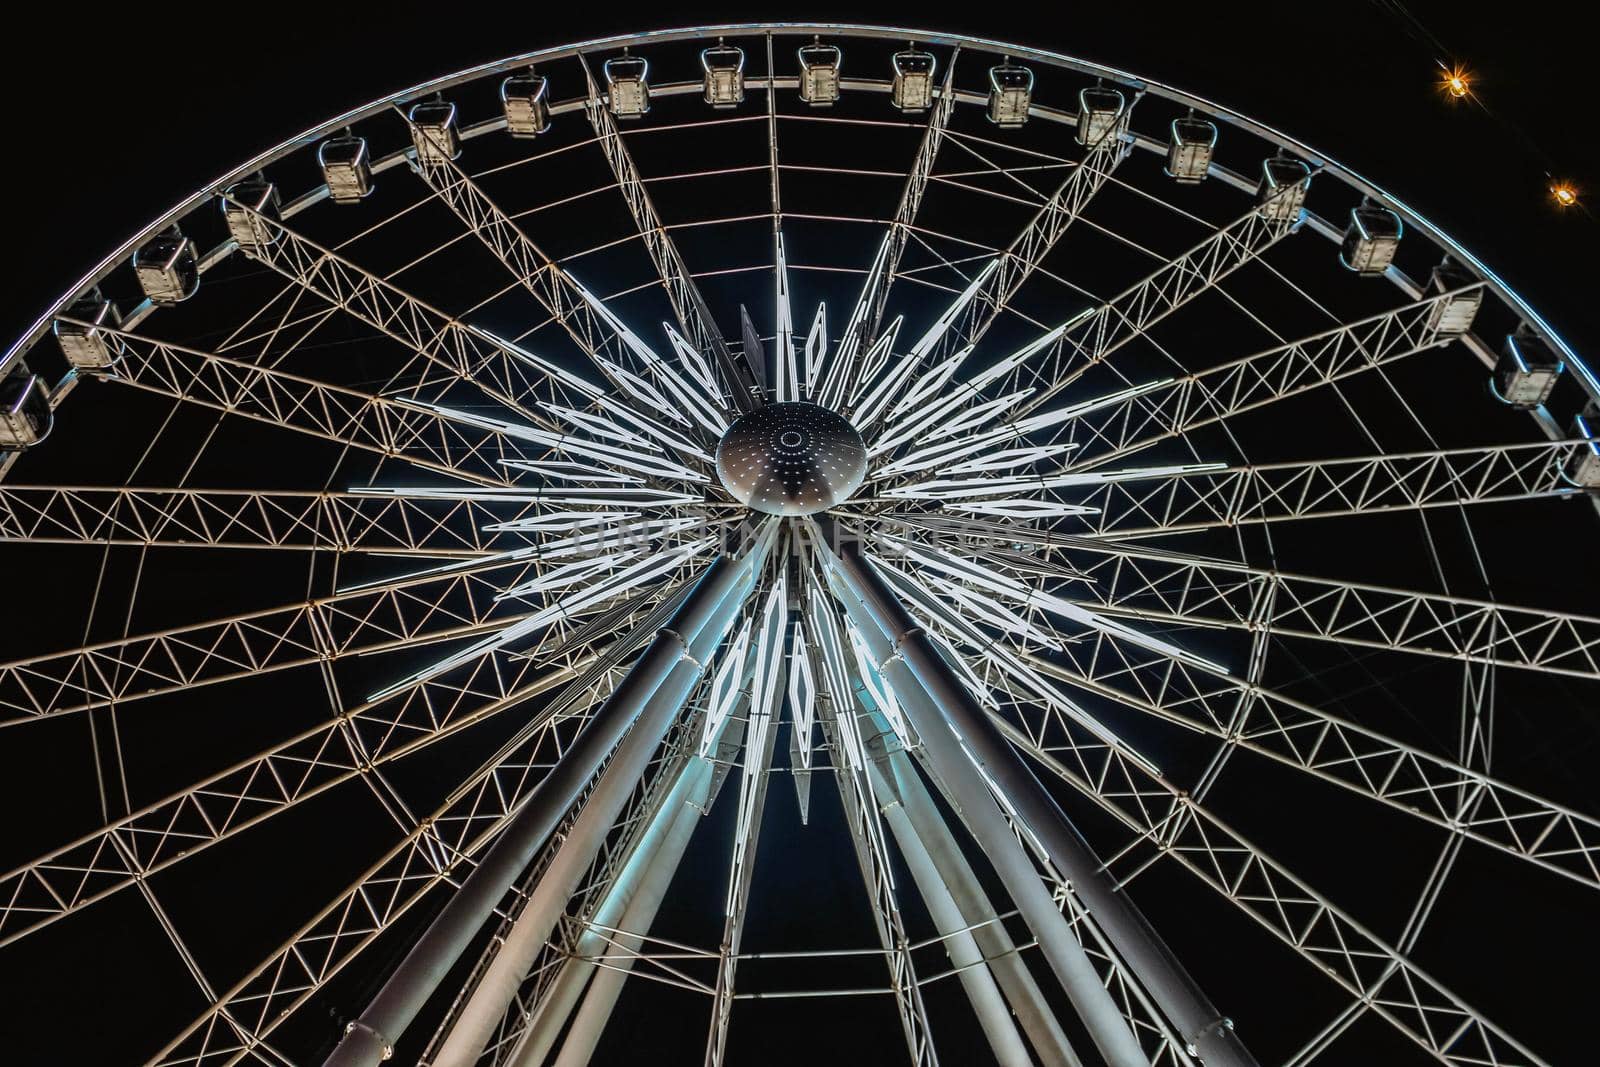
(1257, 158), (1311, 222)
(1340, 205), (1403, 276)
(1425, 262), (1483, 337)
(133, 229), (200, 305)
(1075, 86), (1126, 147)
(0, 366), (51, 450)
(605, 55), (650, 118)
(221, 180), (280, 251)
(501, 73), (551, 137)
(1493, 329), (1563, 409)
(891, 47), (936, 113)
(987, 63), (1032, 128)
(798, 42), (842, 106)
(409, 100), (460, 163)
(1166, 117), (1217, 183)
(54, 289), (122, 370)
(319, 135), (373, 203)
(701, 44), (745, 108)
(1568, 406), (1600, 489)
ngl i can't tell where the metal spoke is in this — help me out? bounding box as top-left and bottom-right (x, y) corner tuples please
(1065, 286), (1485, 469)
(579, 56), (757, 410)
(224, 197), (570, 427)
(1075, 439), (1585, 536)
(975, 188), (1309, 426)
(854, 49), (960, 354)
(1007, 723), (1551, 1067)
(0, 573), (692, 948)
(0, 561), (535, 724)
(0, 485), (529, 554)
(82, 323), (525, 486)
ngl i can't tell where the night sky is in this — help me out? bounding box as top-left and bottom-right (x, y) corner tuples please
(2, 3), (1597, 1066)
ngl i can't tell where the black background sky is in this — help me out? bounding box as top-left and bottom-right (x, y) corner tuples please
(3, 3), (1598, 1065)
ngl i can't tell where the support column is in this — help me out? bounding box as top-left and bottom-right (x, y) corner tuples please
(547, 761), (711, 1067)
(325, 538), (763, 1067)
(427, 540), (767, 1067)
(881, 749), (1082, 1067)
(866, 755), (1036, 1067)
(820, 554), (1147, 1067)
(508, 717), (733, 1067)
(831, 534), (1256, 1067)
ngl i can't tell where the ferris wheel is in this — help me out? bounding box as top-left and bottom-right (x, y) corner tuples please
(2, 21), (1599, 1067)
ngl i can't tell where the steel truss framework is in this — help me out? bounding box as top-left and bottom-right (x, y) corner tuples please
(0, 22), (1596, 1067)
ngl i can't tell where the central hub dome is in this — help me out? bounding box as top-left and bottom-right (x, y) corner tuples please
(715, 402), (867, 516)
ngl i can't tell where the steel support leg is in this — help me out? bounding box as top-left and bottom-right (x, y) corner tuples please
(548, 760), (711, 1067)
(508, 701), (736, 1067)
(427, 543), (765, 1067)
(324, 537), (765, 1067)
(867, 757), (1035, 1067)
(830, 534), (1255, 1067)
(818, 548), (1147, 1067)
(882, 750), (1083, 1067)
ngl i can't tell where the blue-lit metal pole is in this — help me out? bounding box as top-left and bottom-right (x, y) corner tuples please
(870, 745), (1083, 1067)
(324, 532), (767, 1067)
(826, 530), (1256, 1067)
(865, 755), (1040, 1067)
(815, 536), (1146, 1067)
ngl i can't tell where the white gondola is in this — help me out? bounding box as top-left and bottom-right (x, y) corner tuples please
(604, 54), (650, 118)
(133, 228), (199, 306)
(1340, 205), (1403, 276)
(1493, 328), (1563, 409)
(891, 46), (936, 113)
(1567, 406), (1600, 489)
(1075, 86), (1126, 147)
(319, 134), (373, 203)
(53, 288), (122, 370)
(0, 367), (51, 450)
(221, 180), (281, 251)
(409, 100), (460, 163)
(1166, 116), (1217, 183)
(987, 62), (1032, 128)
(1425, 261), (1483, 336)
(501, 72), (551, 137)
(701, 43), (745, 108)
(1257, 157), (1311, 222)
(798, 41), (841, 107)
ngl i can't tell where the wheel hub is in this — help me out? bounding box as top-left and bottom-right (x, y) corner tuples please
(715, 401), (867, 516)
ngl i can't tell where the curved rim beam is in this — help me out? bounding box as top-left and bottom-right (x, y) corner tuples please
(3, 21), (1594, 419)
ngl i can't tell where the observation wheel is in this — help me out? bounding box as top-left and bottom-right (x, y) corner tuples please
(2, 22), (1598, 1067)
